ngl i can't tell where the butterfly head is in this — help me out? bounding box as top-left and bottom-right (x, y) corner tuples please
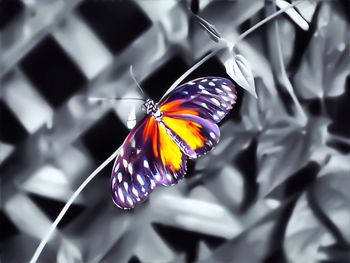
(142, 99), (163, 121)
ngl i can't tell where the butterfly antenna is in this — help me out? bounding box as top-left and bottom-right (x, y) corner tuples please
(130, 65), (145, 96)
(88, 97), (145, 102)
(87, 66), (146, 103)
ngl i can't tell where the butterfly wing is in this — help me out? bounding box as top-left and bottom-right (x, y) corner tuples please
(111, 116), (187, 209)
(160, 77), (237, 123)
(159, 77), (237, 157)
(111, 77), (237, 209)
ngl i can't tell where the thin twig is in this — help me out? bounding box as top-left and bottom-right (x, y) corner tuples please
(163, 0), (305, 100)
(161, 42), (227, 100)
(274, 13), (307, 126)
(29, 148), (119, 263)
(129, 65), (145, 96)
(233, 0), (305, 48)
(88, 97), (145, 102)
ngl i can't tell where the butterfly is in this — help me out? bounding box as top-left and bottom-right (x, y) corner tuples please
(110, 77), (237, 209)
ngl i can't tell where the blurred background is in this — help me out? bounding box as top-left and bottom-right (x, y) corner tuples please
(1, 0), (349, 262)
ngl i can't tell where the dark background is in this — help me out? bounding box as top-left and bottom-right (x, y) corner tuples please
(1, 0), (349, 262)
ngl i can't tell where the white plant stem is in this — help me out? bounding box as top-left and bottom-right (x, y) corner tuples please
(274, 18), (308, 126)
(30, 1), (306, 261)
(164, 0), (305, 99)
(161, 42), (227, 100)
(29, 148), (119, 263)
(233, 0), (305, 48)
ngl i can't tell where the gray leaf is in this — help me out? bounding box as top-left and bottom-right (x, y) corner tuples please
(294, 3), (350, 99)
(194, 14), (222, 42)
(225, 54), (257, 98)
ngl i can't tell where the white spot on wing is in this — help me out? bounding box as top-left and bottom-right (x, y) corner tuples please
(228, 93), (236, 99)
(201, 90), (211, 95)
(217, 111), (225, 117)
(137, 174), (144, 185)
(132, 187), (139, 197)
(112, 177), (116, 186)
(215, 88), (224, 94)
(117, 172), (123, 182)
(210, 132), (216, 139)
(128, 163), (133, 174)
(150, 179), (156, 189)
(124, 181), (129, 191)
(166, 173), (172, 181)
(114, 163), (120, 173)
(118, 188), (125, 203)
(210, 98), (220, 106)
(155, 173), (161, 182)
(123, 159), (128, 168)
(201, 79), (208, 82)
(201, 102), (208, 109)
(198, 84), (205, 90)
(222, 84), (231, 91)
(209, 82), (215, 86)
(130, 139), (136, 148)
(143, 159), (149, 168)
(120, 148), (124, 157)
(126, 196), (133, 205)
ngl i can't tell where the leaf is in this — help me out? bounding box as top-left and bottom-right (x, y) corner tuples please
(193, 14), (222, 42)
(257, 117), (334, 196)
(276, 0), (309, 31)
(294, 3), (350, 99)
(224, 54), (257, 98)
(284, 198), (333, 263)
(284, 164), (350, 262)
(294, 0), (317, 23)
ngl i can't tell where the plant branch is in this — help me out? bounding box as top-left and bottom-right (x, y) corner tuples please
(233, 0), (305, 48)
(29, 148), (120, 263)
(274, 14), (308, 126)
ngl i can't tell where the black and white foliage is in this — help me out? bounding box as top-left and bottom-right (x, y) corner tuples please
(0, 1), (349, 262)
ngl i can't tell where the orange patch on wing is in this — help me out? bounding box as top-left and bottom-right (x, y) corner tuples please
(142, 117), (158, 157)
(160, 100), (198, 116)
(143, 117), (183, 171)
(162, 116), (205, 150)
(157, 124), (183, 171)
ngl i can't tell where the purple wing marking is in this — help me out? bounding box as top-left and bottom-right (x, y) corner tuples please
(159, 77), (236, 156)
(110, 117), (187, 209)
(160, 77), (237, 123)
(111, 77), (237, 209)
(161, 113), (220, 157)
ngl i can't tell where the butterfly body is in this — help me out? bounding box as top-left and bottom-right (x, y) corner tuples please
(143, 99), (163, 121)
(111, 77), (237, 209)
(143, 99), (197, 158)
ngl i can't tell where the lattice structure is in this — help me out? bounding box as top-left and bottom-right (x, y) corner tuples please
(1, 1), (349, 262)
